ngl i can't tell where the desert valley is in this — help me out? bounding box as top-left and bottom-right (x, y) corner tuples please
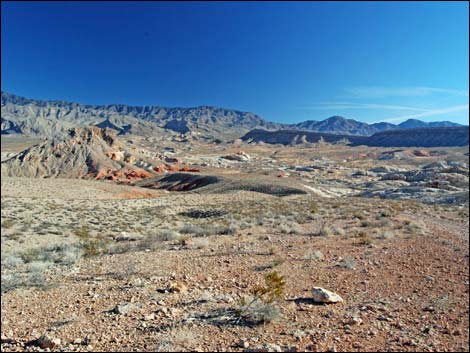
(1, 92), (469, 352)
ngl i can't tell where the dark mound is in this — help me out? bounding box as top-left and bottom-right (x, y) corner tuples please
(134, 173), (308, 197)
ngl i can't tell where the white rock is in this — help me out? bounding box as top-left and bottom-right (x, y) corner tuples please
(312, 287), (343, 303)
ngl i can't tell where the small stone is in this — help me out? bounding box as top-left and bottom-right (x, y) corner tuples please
(311, 287), (343, 303)
(167, 282), (187, 293)
(264, 343), (282, 352)
(144, 313), (155, 321)
(237, 339), (250, 349)
(347, 316), (363, 326)
(32, 335), (61, 349)
(113, 303), (136, 315)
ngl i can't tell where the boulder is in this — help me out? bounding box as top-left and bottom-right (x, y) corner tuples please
(312, 287), (343, 303)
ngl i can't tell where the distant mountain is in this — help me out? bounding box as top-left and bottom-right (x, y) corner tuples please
(1, 92), (465, 139)
(397, 118), (429, 129)
(1, 92), (279, 139)
(398, 118), (462, 129)
(369, 122), (397, 131)
(242, 126), (469, 147)
(289, 116), (378, 136)
(287, 116), (464, 135)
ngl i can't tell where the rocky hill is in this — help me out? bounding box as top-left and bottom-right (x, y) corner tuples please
(0, 127), (157, 179)
(242, 126), (469, 147)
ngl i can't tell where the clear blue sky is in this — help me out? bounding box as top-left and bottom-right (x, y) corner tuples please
(2, 1), (469, 124)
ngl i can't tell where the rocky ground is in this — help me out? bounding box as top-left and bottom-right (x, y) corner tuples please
(1, 137), (469, 352)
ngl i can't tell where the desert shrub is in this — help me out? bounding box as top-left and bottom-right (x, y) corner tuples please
(333, 227), (346, 237)
(157, 229), (180, 241)
(239, 221), (253, 230)
(136, 235), (166, 251)
(271, 257), (285, 268)
(303, 250), (324, 261)
(190, 237), (210, 249)
(353, 212), (365, 220)
(237, 271), (285, 324)
(217, 223), (239, 235)
(1, 274), (20, 292)
(337, 257), (356, 270)
(74, 225), (91, 239)
(79, 235), (110, 257)
(1, 253), (24, 269)
(237, 297), (281, 324)
(279, 222), (301, 234)
(106, 242), (137, 254)
(377, 218), (393, 227)
(267, 246), (277, 256)
(180, 224), (205, 236)
(73, 226), (111, 257)
(310, 201), (319, 214)
(357, 233), (373, 245)
(404, 221), (425, 236)
(179, 223), (237, 237)
(28, 260), (53, 274)
(316, 220), (333, 237)
(378, 209), (392, 218)
(17, 243), (80, 265)
(1, 219), (15, 229)
(1, 262), (50, 292)
(378, 230), (395, 240)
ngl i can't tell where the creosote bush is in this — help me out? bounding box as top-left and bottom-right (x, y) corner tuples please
(73, 226), (111, 257)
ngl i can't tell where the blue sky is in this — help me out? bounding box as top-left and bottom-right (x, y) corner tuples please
(1, 1), (469, 125)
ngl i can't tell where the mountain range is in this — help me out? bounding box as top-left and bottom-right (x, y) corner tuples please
(1, 92), (465, 139)
(288, 116), (462, 136)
